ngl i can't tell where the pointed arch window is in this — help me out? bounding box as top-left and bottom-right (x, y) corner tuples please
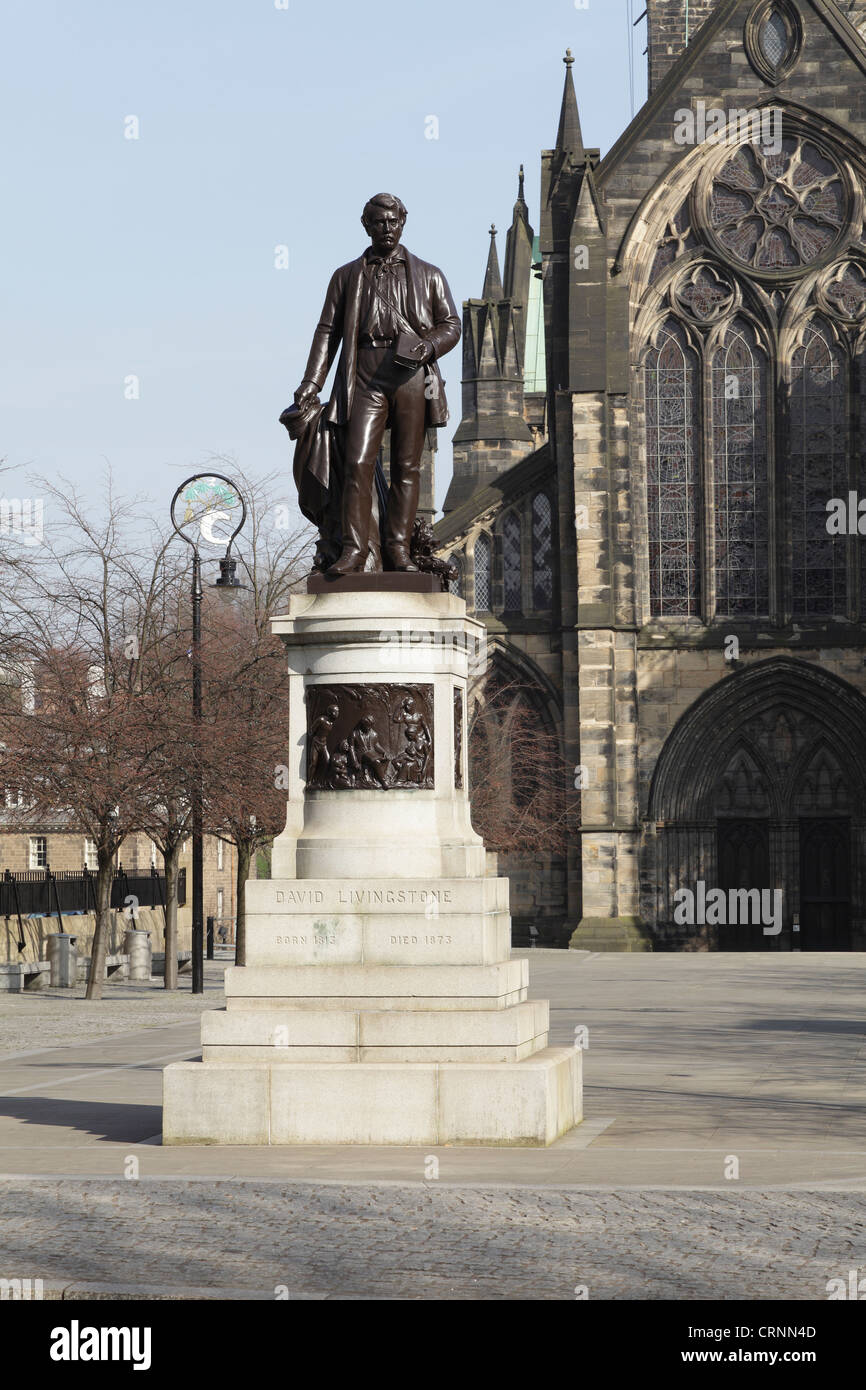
(760, 11), (789, 67)
(531, 493), (553, 609)
(790, 320), (848, 617)
(473, 534), (491, 612)
(644, 320), (701, 616)
(712, 319), (769, 617)
(745, 0), (803, 85)
(502, 511), (522, 612)
(447, 557), (463, 598)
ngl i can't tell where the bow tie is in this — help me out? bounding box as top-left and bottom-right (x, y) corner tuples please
(368, 254), (404, 272)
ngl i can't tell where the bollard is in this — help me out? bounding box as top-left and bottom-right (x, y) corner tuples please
(46, 933), (78, 988)
(123, 927), (152, 981)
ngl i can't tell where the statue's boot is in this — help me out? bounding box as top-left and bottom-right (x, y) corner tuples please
(384, 546), (418, 572)
(326, 549), (367, 577)
(385, 452), (420, 572)
(326, 461), (373, 576)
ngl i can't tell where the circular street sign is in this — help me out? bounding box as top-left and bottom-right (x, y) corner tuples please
(170, 473), (246, 549)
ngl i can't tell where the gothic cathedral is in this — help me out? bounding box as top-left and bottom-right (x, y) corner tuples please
(435, 0), (866, 951)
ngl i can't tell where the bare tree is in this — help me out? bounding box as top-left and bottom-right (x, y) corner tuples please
(0, 470), (191, 998)
(0, 464), (312, 992)
(198, 605), (291, 966)
(187, 460), (311, 956)
(468, 673), (577, 856)
(1, 646), (162, 998)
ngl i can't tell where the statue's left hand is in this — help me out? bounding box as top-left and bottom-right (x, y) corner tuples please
(294, 380), (320, 411)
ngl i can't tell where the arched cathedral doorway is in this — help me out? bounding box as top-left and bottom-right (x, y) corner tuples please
(645, 659), (866, 950)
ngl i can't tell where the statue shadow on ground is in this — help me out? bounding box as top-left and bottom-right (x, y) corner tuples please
(0, 1096), (162, 1143)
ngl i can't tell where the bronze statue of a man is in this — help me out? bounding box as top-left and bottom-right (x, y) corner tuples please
(293, 193), (461, 576)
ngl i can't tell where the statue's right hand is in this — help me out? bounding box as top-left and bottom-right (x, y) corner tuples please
(294, 380), (319, 411)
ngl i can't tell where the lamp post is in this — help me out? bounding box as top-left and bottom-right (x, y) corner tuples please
(170, 473), (247, 994)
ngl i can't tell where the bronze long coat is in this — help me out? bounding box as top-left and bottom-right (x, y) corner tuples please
(301, 248), (461, 429)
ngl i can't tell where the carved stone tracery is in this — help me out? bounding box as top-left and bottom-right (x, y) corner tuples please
(815, 259), (866, 325)
(704, 137), (848, 275)
(673, 265), (736, 323)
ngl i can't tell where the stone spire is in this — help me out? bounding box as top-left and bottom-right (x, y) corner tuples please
(554, 49), (583, 163)
(442, 222), (533, 514)
(482, 224), (503, 300)
(543, 48), (588, 250)
(503, 166), (535, 366)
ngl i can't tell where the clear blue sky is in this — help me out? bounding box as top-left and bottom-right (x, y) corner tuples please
(1, 0), (648, 519)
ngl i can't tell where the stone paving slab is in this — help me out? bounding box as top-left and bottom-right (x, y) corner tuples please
(1, 953), (866, 1186)
(1, 1180), (864, 1300)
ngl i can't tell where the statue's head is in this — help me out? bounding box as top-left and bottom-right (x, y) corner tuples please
(361, 193), (407, 255)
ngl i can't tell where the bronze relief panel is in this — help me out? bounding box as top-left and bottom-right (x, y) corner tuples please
(306, 684), (434, 791)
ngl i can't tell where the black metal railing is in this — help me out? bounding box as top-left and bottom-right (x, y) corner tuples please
(1, 866), (186, 919)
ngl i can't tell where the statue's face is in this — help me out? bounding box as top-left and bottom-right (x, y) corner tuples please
(363, 206), (404, 255)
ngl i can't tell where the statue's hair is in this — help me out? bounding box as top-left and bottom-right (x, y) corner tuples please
(361, 192), (407, 225)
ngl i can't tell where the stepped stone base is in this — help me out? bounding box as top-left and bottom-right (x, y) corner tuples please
(162, 1047), (582, 1146)
(161, 591), (582, 1147)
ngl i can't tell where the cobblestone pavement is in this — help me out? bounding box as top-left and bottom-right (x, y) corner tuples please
(1, 1180), (864, 1299)
(0, 962), (228, 1054)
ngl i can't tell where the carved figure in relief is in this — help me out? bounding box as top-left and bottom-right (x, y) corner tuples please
(393, 726), (423, 785)
(330, 740), (352, 789)
(394, 694), (430, 744)
(309, 701), (340, 784)
(349, 715), (390, 787)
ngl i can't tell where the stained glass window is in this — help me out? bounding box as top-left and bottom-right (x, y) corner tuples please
(503, 511), (522, 612)
(675, 266), (735, 323)
(824, 262), (866, 323)
(790, 321), (848, 617)
(710, 139), (844, 271)
(532, 493), (553, 609)
(712, 319), (770, 617)
(861, 348), (866, 617)
(760, 11), (789, 68)
(644, 321), (701, 616)
(474, 534), (491, 612)
(448, 559), (462, 598)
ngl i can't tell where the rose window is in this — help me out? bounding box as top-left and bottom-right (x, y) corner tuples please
(708, 138), (846, 272)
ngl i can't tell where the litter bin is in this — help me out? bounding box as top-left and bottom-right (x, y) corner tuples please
(46, 933), (78, 988)
(123, 927), (152, 982)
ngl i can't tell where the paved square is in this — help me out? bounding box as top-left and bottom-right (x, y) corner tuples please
(1, 952), (865, 1297)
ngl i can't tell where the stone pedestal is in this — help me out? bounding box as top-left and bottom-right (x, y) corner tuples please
(163, 591), (582, 1145)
